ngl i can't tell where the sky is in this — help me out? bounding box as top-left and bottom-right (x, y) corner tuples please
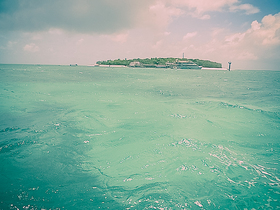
(0, 0), (280, 70)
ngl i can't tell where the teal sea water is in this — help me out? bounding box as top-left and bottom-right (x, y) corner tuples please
(0, 64), (279, 209)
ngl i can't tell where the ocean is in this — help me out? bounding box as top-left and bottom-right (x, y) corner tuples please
(0, 64), (279, 209)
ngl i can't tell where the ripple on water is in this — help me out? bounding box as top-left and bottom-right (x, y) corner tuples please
(86, 137), (280, 209)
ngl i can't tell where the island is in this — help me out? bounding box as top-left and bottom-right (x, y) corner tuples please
(96, 57), (222, 69)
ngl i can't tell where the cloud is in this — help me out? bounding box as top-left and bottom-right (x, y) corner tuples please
(168, 0), (237, 13)
(0, 0), (153, 33)
(76, 38), (84, 45)
(0, 0), (260, 36)
(196, 12), (280, 68)
(24, 43), (39, 52)
(164, 0), (259, 19)
(147, 1), (183, 29)
(128, 1), (184, 32)
(0, 41), (17, 50)
(152, 39), (164, 49)
(225, 12), (280, 47)
(230, 3), (260, 15)
(48, 28), (64, 35)
(0, 0), (186, 35)
(199, 14), (211, 20)
(183, 31), (197, 40)
(236, 51), (258, 60)
(102, 32), (129, 43)
(164, 31), (171, 36)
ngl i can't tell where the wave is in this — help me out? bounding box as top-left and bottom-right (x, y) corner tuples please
(95, 136), (280, 209)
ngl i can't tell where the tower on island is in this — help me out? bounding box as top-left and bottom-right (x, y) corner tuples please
(228, 62), (232, 71)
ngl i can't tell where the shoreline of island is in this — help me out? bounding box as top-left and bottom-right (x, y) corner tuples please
(95, 57), (223, 69)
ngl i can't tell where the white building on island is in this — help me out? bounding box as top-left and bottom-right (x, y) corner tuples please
(129, 61), (142, 67)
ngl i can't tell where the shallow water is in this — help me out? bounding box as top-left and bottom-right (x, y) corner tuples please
(0, 64), (279, 209)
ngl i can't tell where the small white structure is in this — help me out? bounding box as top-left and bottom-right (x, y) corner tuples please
(129, 61), (142, 67)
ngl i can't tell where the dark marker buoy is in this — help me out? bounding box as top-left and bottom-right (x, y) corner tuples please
(228, 62), (231, 71)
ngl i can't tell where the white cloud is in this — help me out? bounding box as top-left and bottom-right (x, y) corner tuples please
(260, 14), (280, 45)
(164, 31), (171, 36)
(76, 38), (84, 45)
(31, 34), (43, 40)
(0, 0), (260, 36)
(163, 0), (259, 19)
(0, 0), (154, 34)
(168, 0), (238, 13)
(48, 28), (64, 35)
(146, 1), (184, 29)
(250, 20), (261, 31)
(24, 43), (39, 52)
(193, 12), (280, 68)
(227, 12), (280, 46)
(153, 39), (164, 49)
(0, 41), (17, 50)
(7, 41), (17, 49)
(236, 52), (258, 60)
(225, 33), (245, 45)
(211, 28), (226, 37)
(200, 14), (211, 20)
(102, 32), (129, 43)
(230, 3), (260, 15)
(183, 32), (198, 40)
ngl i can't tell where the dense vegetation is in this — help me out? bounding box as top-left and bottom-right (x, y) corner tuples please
(96, 57), (222, 68)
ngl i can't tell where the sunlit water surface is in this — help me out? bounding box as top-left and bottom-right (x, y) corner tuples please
(0, 64), (279, 209)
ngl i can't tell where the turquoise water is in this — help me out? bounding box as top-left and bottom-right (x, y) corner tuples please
(0, 64), (279, 209)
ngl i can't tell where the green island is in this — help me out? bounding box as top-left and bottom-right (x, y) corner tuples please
(96, 57), (222, 68)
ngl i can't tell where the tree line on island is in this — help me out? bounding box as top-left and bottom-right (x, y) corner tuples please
(96, 57), (222, 68)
